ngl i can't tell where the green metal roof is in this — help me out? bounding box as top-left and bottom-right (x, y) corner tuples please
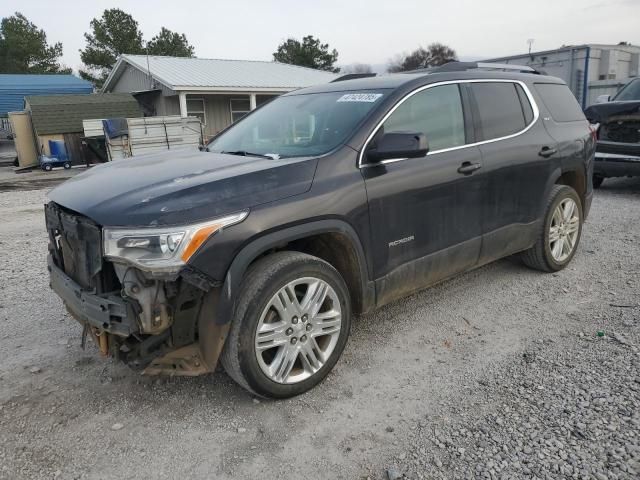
(26, 93), (141, 135)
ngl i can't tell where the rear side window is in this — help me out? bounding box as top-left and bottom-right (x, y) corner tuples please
(534, 83), (585, 122)
(382, 84), (466, 151)
(471, 82), (528, 140)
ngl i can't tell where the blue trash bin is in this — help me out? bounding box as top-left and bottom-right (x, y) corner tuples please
(48, 140), (68, 161)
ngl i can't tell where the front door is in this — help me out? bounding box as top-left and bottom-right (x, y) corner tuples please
(360, 83), (484, 306)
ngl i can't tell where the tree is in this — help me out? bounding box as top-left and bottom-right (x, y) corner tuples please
(388, 43), (457, 73)
(79, 9), (144, 86)
(341, 63), (373, 74)
(147, 27), (194, 57)
(273, 35), (339, 72)
(80, 9), (196, 88)
(428, 43), (458, 66)
(0, 12), (70, 73)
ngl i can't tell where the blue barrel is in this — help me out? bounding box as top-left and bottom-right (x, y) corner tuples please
(48, 140), (68, 161)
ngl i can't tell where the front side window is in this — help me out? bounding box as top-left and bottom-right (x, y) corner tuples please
(381, 84), (466, 152)
(471, 82), (528, 140)
(208, 90), (388, 158)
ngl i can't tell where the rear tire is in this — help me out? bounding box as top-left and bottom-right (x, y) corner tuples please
(521, 185), (583, 272)
(593, 175), (604, 189)
(42, 164), (52, 171)
(221, 251), (352, 398)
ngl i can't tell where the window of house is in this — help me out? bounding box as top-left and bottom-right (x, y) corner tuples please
(470, 82), (527, 140)
(230, 98), (251, 123)
(256, 95), (278, 107)
(186, 98), (206, 125)
(381, 84), (466, 152)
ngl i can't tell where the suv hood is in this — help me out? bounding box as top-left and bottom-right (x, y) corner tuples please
(584, 101), (640, 124)
(48, 148), (317, 226)
(585, 102), (640, 145)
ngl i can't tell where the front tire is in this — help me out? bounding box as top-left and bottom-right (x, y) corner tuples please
(521, 185), (583, 272)
(221, 251), (352, 398)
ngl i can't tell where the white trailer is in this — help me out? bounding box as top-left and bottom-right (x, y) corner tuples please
(82, 115), (203, 161)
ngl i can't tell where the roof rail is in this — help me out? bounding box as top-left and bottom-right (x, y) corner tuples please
(331, 73), (377, 82)
(406, 61), (543, 75)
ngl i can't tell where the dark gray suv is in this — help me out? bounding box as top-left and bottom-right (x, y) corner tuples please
(45, 62), (595, 398)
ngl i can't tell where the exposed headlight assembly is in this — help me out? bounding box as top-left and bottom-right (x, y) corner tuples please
(103, 211), (248, 272)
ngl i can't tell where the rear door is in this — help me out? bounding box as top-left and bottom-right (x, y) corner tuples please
(468, 80), (556, 263)
(360, 83), (484, 305)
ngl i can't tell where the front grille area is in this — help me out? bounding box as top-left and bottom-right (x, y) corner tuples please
(600, 121), (640, 144)
(45, 202), (116, 291)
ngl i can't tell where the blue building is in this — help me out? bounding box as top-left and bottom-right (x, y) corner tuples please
(0, 74), (93, 118)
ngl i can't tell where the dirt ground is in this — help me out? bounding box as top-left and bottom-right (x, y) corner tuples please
(0, 179), (638, 480)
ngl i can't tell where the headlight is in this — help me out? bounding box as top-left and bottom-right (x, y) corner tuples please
(103, 211), (248, 272)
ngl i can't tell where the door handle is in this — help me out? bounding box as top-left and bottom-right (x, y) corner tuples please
(457, 161), (482, 175)
(538, 146), (558, 158)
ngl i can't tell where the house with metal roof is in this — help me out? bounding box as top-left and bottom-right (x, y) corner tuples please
(102, 55), (338, 138)
(0, 74), (93, 118)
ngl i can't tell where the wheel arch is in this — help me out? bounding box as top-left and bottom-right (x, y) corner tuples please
(553, 167), (587, 208)
(214, 220), (375, 327)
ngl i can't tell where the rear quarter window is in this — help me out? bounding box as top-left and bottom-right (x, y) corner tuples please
(534, 83), (585, 122)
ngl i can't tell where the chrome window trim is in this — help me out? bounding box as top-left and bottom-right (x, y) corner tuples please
(358, 79), (540, 168)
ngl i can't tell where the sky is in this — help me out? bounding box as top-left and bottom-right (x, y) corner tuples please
(3, 0), (639, 73)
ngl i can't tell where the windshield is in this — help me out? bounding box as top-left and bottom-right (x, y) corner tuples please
(614, 79), (640, 102)
(207, 90), (388, 158)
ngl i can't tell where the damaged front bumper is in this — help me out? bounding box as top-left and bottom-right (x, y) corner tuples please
(594, 149), (640, 178)
(45, 201), (230, 377)
(48, 253), (229, 376)
(47, 255), (137, 338)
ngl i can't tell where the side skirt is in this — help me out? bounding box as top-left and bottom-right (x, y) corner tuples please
(375, 237), (480, 308)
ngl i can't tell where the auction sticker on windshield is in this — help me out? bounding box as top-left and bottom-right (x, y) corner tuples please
(337, 93), (383, 103)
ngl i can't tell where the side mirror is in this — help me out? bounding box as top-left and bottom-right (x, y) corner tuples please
(596, 94), (611, 104)
(366, 132), (429, 163)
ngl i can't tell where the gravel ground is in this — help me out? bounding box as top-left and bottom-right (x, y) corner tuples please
(0, 179), (638, 480)
(0, 165), (82, 192)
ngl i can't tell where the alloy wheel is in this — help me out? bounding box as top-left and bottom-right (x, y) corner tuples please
(254, 277), (342, 384)
(549, 198), (580, 262)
